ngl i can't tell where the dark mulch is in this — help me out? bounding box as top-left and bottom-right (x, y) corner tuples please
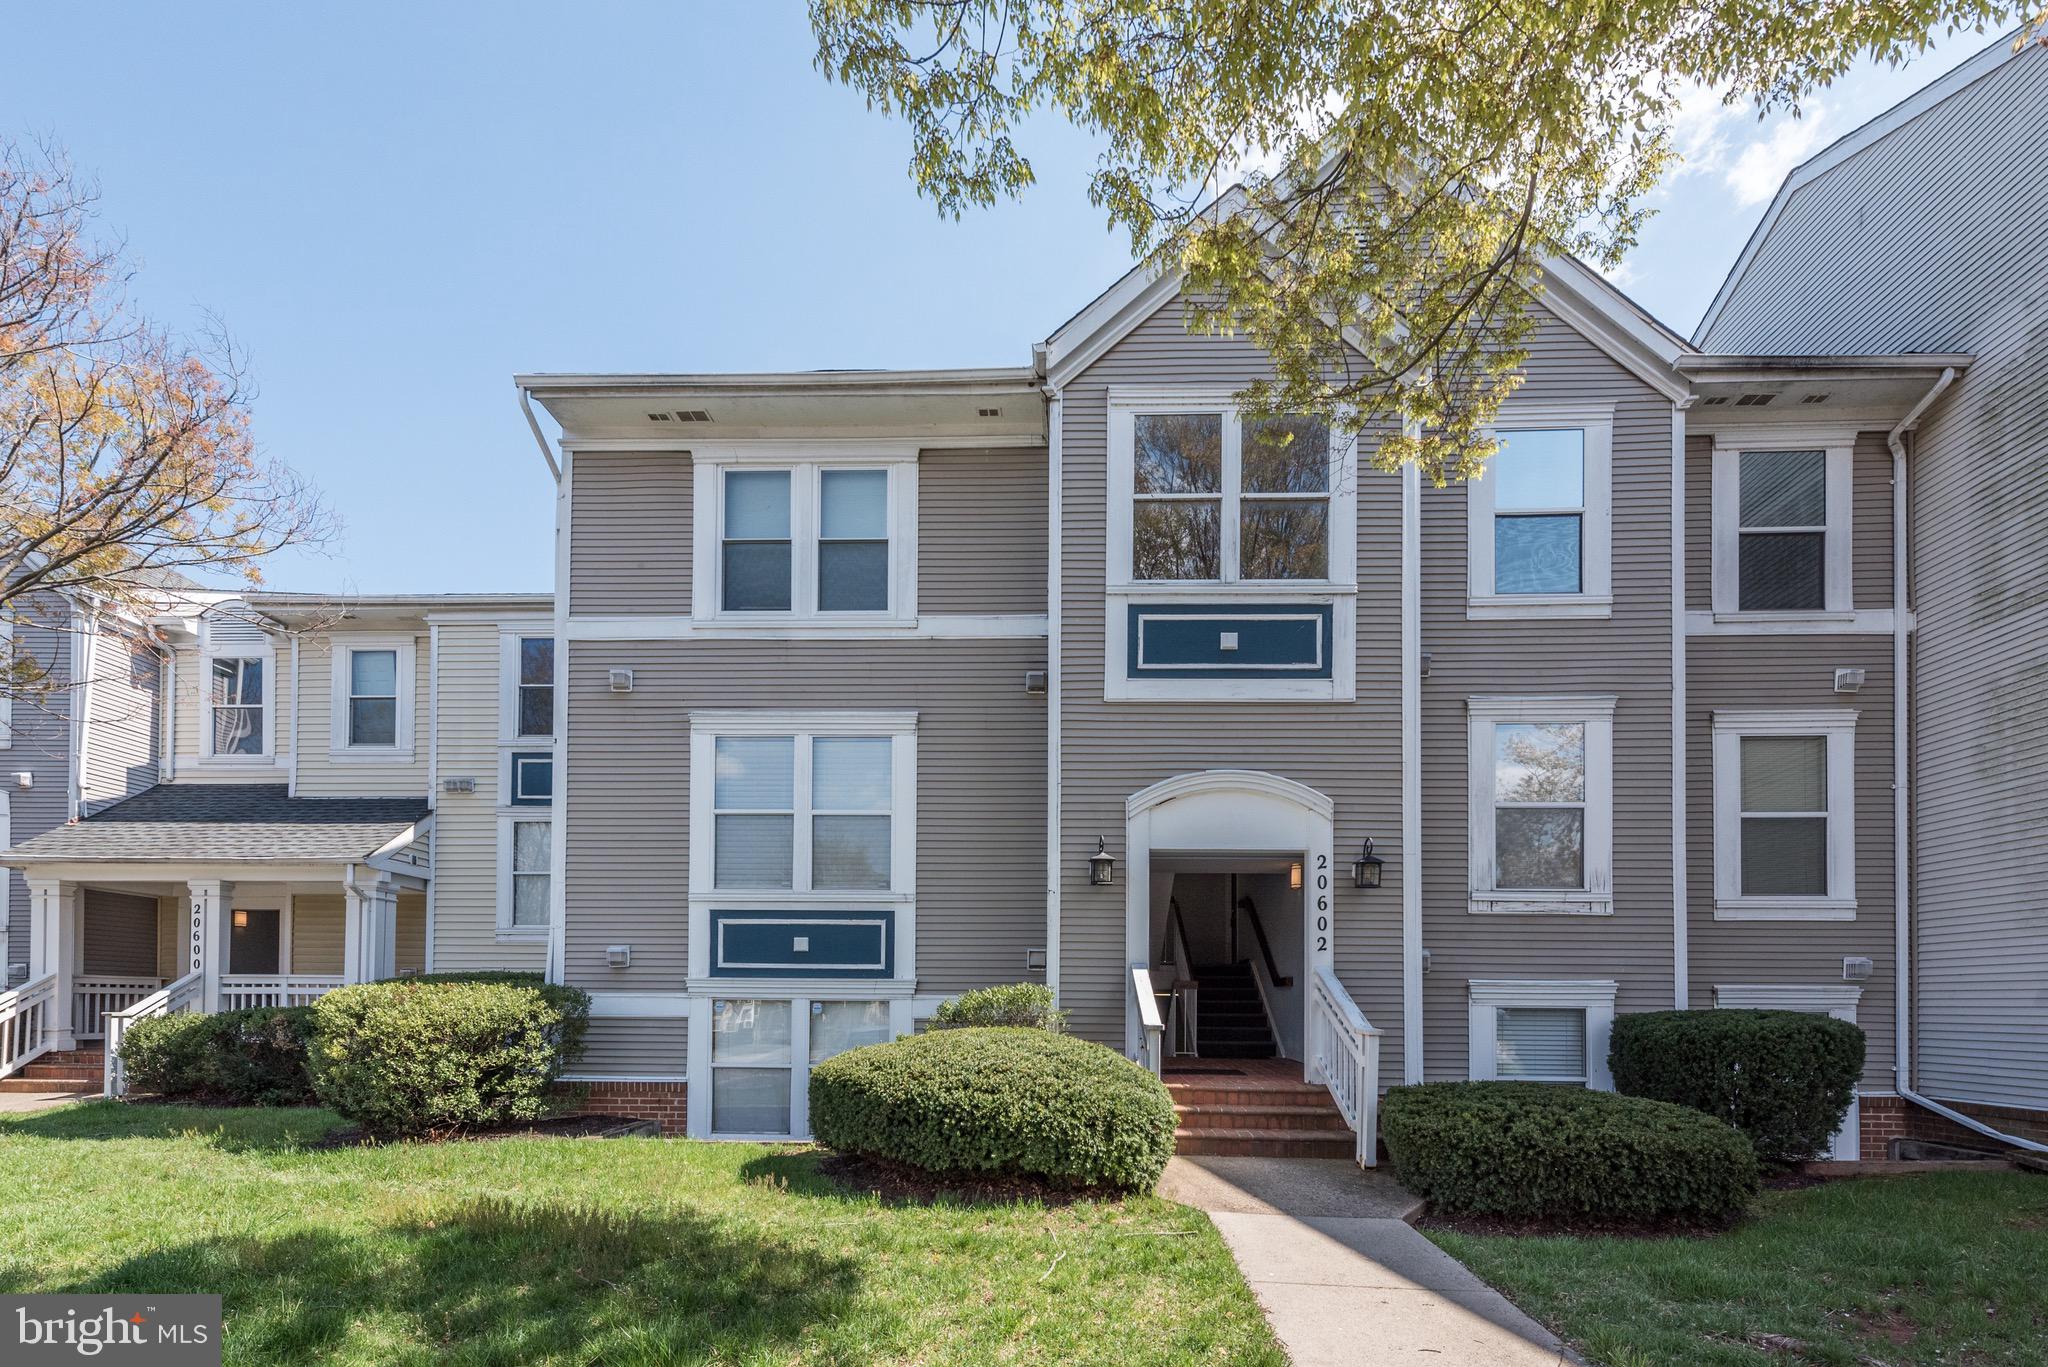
(815, 1152), (1118, 1207)
(1415, 1207), (1739, 1240)
(311, 1113), (658, 1148)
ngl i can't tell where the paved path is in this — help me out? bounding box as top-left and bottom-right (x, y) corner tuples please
(1162, 1156), (1580, 1366)
(0, 1090), (92, 1114)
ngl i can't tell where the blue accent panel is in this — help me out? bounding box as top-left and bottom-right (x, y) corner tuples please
(1128, 603), (1334, 679)
(510, 752), (553, 805)
(709, 909), (894, 978)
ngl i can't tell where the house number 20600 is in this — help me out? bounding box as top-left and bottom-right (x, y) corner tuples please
(1314, 853), (1330, 953)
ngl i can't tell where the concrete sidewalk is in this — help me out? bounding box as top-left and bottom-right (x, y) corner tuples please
(0, 1090), (92, 1114)
(1163, 1156), (1580, 1366)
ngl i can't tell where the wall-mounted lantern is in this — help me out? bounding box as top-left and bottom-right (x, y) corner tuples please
(1090, 836), (1116, 886)
(232, 909), (249, 930)
(1289, 861), (1303, 891)
(1352, 838), (1385, 890)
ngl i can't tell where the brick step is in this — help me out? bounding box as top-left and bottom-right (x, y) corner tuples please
(0, 1078), (96, 1095)
(1174, 1126), (1357, 1158)
(1176, 1103), (1350, 1132)
(1166, 1082), (1336, 1107)
(38, 1049), (106, 1066)
(20, 1066), (103, 1084)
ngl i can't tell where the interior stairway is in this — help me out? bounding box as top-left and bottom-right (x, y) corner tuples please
(0, 1047), (104, 1096)
(1190, 961), (1278, 1059)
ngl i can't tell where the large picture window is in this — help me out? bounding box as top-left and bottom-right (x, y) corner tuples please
(1128, 411), (1332, 582)
(1467, 696), (1616, 915)
(1712, 709), (1856, 919)
(1465, 406), (1613, 618)
(1711, 439), (1852, 618)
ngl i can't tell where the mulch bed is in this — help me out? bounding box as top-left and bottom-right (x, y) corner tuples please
(815, 1152), (1115, 1207)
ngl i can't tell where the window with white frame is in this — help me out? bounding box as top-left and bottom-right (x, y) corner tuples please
(1467, 696), (1616, 914)
(706, 995), (893, 1138)
(514, 635), (553, 738)
(1711, 440), (1853, 616)
(208, 657), (266, 756)
(198, 606), (274, 761)
(497, 813), (552, 937)
(1125, 409), (1336, 582)
(329, 638), (415, 757)
(1468, 980), (1618, 1088)
(694, 456), (913, 623)
(1713, 709), (1857, 919)
(690, 712), (915, 901)
(1467, 411), (1614, 617)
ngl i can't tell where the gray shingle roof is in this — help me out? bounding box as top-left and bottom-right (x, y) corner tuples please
(0, 785), (429, 866)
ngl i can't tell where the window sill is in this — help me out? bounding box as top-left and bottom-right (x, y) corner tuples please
(1689, 610), (1897, 636)
(1713, 897), (1856, 921)
(1469, 894), (1614, 916)
(496, 928), (550, 944)
(194, 754), (280, 768)
(1467, 595), (1612, 621)
(1109, 582), (1357, 599)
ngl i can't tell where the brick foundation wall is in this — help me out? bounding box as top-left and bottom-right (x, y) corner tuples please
(1901, 1095), (2048, 1151)
(562, 1080), (687, 1137)
(1860, 1095), (1907, 1158)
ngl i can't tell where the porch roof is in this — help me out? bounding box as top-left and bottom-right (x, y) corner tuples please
(0, 785), (430, 867)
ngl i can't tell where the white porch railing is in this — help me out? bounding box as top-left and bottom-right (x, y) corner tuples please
(1133, 967), (1166, 1078)
(0, 974), (59, 1079)
(74, 977), (168, 1040)
(220, 975), (346, 1010)
(103, 971), (203, 1099)
(1308, 966), (1384, 1167)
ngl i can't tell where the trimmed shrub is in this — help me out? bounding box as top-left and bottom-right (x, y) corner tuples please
(117, 1007), (318, 1105)
(309, 979), (590, 1137)
(1610, 1009), (1865, 1165)
(1380, 1082), (1759, 1225)
(928, 982), (1067, 1032)
(381, 971), (591, 1065)
(809, 1028), (1174, 1191)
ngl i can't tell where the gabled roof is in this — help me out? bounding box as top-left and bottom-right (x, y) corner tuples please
(1693, 28), (2032, 344)
(0, 785), (430, 866)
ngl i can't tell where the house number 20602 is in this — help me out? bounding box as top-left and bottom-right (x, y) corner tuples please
(1314, 853), (1330, 953)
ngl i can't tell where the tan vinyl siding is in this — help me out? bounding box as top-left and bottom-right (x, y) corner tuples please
(156, 899), (178, 980)
(918, 447), (1049, 613)
(562, 638), (1046, 994)
(1700, 44), (2048, 1112)
(397, 891), (427, 974)
(169, 636), (292, 784)
(82, 628), (160, 813)
(570, 453), (692, 616)
(1419, 312), (1676, 1080)
(82, 888), (161, 977)
(1053, 300), (1405, 1060)
(292, 633), (430, 798)
(291, 894), (345, 976)
(428, 621), (545, 973)
(1685, 637), (1897, 1091)
(575, 1017), (688, 1078)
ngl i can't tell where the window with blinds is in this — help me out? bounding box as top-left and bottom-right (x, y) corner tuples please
(1494, 1007), (1588, 1083)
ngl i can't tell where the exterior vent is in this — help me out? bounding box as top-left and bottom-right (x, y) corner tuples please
(646, 412), (674, 422)
(978, 408), (1001, 418)
(1734, 392), (1777, 407)
(202, 603), (272, 653)
(1697, 396), (1729, 406)
(676, 410), (713, 423)
(442, 776), (477, 794)
(1801, 393), (1830, 404)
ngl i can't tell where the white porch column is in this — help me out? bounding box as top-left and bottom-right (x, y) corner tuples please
(25, 878), (81, 1050)
(343, 870), (399, 984)
(186, 880), (235, 1013)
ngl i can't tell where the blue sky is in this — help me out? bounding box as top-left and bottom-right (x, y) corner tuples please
(3, 6), (2003, 594)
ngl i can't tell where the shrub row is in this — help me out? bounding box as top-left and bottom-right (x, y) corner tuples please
(809, 1027), (1175, 1191)
(119, 1006), (320, 1106)
(927, 982), (1066, 1032)
(1380, 1082), (1759, 1225)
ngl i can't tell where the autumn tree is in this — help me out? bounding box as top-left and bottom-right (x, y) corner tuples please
(0, 138), (331, 703)
(811, 1), (2035, 481)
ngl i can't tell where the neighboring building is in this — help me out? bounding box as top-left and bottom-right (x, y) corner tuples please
(0, 591), (552, 1073)
(1697, 32), (2048, 1145)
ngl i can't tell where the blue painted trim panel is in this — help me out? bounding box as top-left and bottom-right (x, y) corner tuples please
(509, 752), (554, 805)
(1127, 602), (1334, 678)
(708, 909), (895, 978)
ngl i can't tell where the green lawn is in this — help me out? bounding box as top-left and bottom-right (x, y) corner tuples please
(0, 1103), (1284, 1366)
(1428, 1170), (2048, 1366)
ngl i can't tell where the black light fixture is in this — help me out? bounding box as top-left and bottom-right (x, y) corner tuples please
(1090, 836), (1116, 886)
(1352, 838), (1384, 890)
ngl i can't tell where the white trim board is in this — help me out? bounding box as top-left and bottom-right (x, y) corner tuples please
(1467, 978), (1620, 1090)
(1711, 707), (1858, 921)
(565, 614), (1046, 642)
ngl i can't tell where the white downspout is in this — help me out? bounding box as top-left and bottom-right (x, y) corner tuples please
(1883, 369), (2039, 1154)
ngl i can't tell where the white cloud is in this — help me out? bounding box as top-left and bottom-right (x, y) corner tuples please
(1724, 108), (1828, 205)
(1659, 81), (1827, 208)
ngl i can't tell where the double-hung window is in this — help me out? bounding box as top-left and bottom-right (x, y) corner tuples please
(1711, 440), (1853, 618)
(515, 636), (553, 738)
(1467, 696), (1616, 915)
(1128, 411), (1334, 582)
(711, 733), (894, 892)
(330, 638), (415, 758)
(697, 457), (912, 623)
(1468, 980), (1618, 1088)
(508, 819), (551, 930)
(707, 995), (894, 1138)
(348, 650), (398, 746)
(1466, 407), (1613, 617)
(1712, 710), (1856, 918)
(208, 658), (265, 757)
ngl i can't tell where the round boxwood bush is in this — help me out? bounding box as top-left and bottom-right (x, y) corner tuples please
(1380, 1082), (1759, 1225)
(381, 970), (591, 1063)
(809, 1028), (1175, 1192)
(1610, 1009), (1865, 1165)
(928, 982), (1066, 1032)
(308, 979), (588, 1137)
(118, 1006), (318, 1105)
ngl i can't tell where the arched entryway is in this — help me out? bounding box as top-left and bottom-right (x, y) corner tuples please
(1124, 770), (1335, 1064)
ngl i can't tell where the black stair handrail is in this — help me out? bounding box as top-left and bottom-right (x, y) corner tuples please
(1158, 897), (1195, 974)
(1235, 895), (1294, 988)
